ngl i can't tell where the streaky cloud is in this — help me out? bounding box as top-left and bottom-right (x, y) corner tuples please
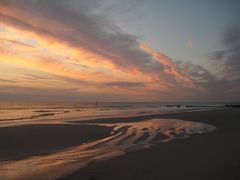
(210, 25), (240, 80)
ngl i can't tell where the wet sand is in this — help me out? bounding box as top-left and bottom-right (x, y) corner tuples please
(1, 108), (240, 180)
(62, 108), (240, 180)
(0, 124), (112, 162)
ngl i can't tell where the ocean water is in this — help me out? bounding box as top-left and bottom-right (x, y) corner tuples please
(0, 101), (224, 127)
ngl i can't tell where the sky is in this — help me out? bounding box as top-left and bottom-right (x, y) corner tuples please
(0, 0), (240, 102)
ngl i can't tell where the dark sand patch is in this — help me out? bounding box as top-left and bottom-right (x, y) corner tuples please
(150, 132), (169, 142)
(133, 132), (149, 144)
(0, 124), (112, 162)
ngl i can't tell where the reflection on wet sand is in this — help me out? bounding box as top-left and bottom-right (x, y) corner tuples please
(0, 119), (215, 180)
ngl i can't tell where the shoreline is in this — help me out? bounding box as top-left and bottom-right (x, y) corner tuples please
(62, 108), (240, 180)
(0, 108), (218, 162)
(71, 107), (222, 124)
(0, 108), (239, 180)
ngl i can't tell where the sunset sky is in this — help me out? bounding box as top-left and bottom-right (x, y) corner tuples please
(0, 0), (240, 102)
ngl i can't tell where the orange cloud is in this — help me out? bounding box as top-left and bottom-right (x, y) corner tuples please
(0, 0), (211, 101)
(140, 43), (192, 82)
(140, 43), (207, 93)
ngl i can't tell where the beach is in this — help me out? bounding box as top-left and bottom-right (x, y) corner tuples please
(61, 108), (240, 180)
(1, 0), (240, 179)
(0, 124), (112, 162)
(0, 108), (239, 180)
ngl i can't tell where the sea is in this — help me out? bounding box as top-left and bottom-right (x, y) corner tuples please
(0, 101), (228, 127)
